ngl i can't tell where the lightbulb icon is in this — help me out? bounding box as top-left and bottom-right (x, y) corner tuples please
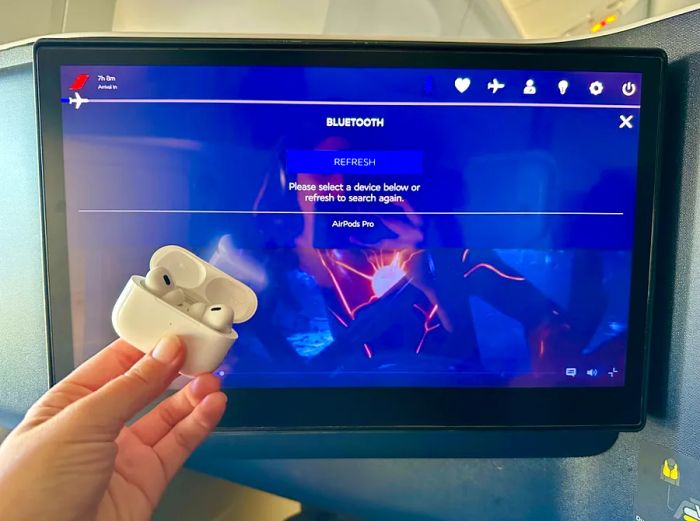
(558, 80), (569, 95)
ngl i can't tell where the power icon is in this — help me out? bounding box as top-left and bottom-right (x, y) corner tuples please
(622, 81), (637, 96)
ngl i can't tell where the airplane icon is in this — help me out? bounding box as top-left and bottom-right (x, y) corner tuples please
(68, 92), (89, 110)
(487, 78), (505, 94)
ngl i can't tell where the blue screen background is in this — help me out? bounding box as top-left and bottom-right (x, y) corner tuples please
(59, 65), (642, 388)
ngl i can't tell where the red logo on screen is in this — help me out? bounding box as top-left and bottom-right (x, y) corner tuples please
(69, 74), (89, 91)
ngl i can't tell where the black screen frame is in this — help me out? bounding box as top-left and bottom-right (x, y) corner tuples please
(34, 38), (666, 430)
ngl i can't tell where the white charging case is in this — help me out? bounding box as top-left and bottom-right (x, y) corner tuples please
(112, 245), (258, 376)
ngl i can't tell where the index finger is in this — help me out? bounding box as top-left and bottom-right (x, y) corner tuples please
(24, 338), (145, 425)
(63, 338), (145, 391)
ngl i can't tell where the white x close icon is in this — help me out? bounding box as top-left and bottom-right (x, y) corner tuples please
(619, 115), (634, 129)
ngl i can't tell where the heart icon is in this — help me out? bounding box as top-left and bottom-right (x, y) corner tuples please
(454, 77), (471, 93)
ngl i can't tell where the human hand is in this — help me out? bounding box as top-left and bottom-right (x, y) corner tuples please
(0, 336), (226, 521)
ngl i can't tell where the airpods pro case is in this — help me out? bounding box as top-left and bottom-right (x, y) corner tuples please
(112, 245), (258, 376)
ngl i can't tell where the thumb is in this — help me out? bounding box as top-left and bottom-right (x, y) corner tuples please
(68, 336), (185, 434)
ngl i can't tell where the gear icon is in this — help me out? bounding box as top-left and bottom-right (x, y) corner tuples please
(589, 81), (604, 96)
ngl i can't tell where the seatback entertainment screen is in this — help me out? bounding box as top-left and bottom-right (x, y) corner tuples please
(56, 60), (644, 390)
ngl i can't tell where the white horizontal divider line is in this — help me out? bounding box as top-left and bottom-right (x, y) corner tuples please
(78, 210), (624, 216)
(78, 98), (641, 109)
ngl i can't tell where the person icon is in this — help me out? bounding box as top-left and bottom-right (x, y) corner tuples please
(523, 79), (537, 94)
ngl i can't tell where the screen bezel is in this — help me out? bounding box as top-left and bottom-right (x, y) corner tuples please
(34, 38), (665, 430)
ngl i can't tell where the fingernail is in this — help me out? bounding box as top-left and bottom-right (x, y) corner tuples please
(151, 335), (181, 363)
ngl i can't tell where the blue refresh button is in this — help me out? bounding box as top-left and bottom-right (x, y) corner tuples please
(286, 150), (423, 175)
